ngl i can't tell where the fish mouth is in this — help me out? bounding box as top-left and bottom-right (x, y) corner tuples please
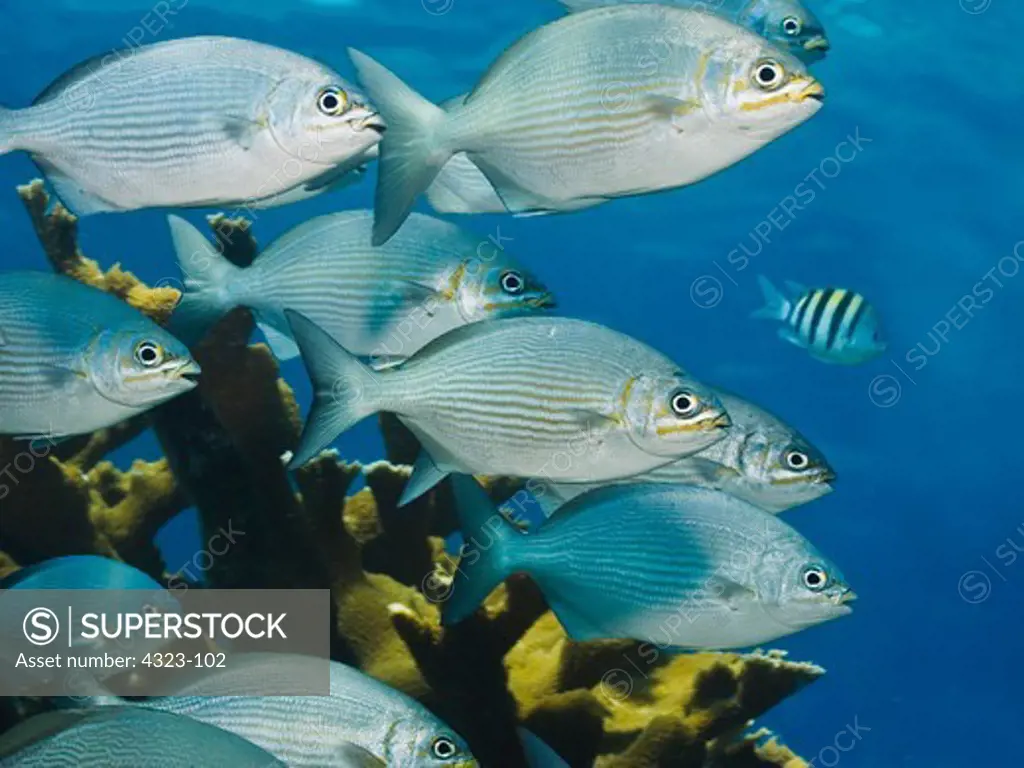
(835, 588), (857, 608)
(803, 36), (830, 52)
(171, 358), (202, 384)
(818, 468), (837, 484)
(708, 413), (732, 430)
(528, 292), (557, 310)
(354, 112), (387, 135)
(797, 79), (826, 103)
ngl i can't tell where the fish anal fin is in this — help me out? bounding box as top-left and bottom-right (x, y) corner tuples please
(399, 449), (452, 506)
(466, 154), (561, 215)
(35, 157), (120, 214)
(256, 321), (301, 360)
(777, 327), (806, 349)
(544, 592), (609, 641)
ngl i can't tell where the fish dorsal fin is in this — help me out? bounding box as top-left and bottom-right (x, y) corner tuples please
(465, 26), (552, 105)
(31, 50), (136, 105)
(785, 280), (809, 296)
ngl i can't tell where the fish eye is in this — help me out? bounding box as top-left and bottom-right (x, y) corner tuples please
(752, 59), (785, 91)
(782, 16), (802, 36)
(669, 390), (700, 418)
(785, 450), (810, 470)
(802, 565), (829, 591)
(499, 270), (525, 295)
(134, 341), (164, 368)
(317, 86), (349, 116)
(431, 736), (458, 760)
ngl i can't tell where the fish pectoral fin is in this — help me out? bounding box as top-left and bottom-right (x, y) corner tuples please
(336, 743), (386, 767)
(222, 115), (266, 150)
(705, 576), (757, 611)
(642, 95), (701, 130)
(34, 158), (120, 215)
(388, 279), (448, 313)
(673, 457), (740, 487)
(567, 408), (622, 435)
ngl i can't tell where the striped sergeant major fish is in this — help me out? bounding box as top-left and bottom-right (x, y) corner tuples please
(752, 275), (886, 365)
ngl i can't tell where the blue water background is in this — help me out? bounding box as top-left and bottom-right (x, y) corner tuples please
(1, 0), (1021, 763)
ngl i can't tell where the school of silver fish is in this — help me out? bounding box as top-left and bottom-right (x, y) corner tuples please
(0, 1), (876, 764)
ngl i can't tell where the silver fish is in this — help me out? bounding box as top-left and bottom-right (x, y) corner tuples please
(446, 477), (855, 649)
(559, 0), (830, 64)
(753, 275), (886, 365)
(0, 707), (286, 767)
(167, 211), (554, 364)
(350, 6), (824, 244)
(285, 314), (730, 505)
(528, 388), (834, 515)
(425, 96), (595, 216)
(0, 36), (385, 215)
(0, 272), (199, 438)
(88, 654), (475, 767)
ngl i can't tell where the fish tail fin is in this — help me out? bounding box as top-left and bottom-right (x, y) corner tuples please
(751, 274), (792, 321)
(285, 309), (385, 468)
(443, 475), (522, 626)
(166, 215), (246, 345)
(0, 107), (19, 155)
(348, 48), (452, 246)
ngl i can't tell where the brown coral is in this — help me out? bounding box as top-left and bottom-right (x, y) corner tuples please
(0, 180), (824, 767)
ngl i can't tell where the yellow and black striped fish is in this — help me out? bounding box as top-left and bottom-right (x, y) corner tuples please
(752, 275), (886, 365)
